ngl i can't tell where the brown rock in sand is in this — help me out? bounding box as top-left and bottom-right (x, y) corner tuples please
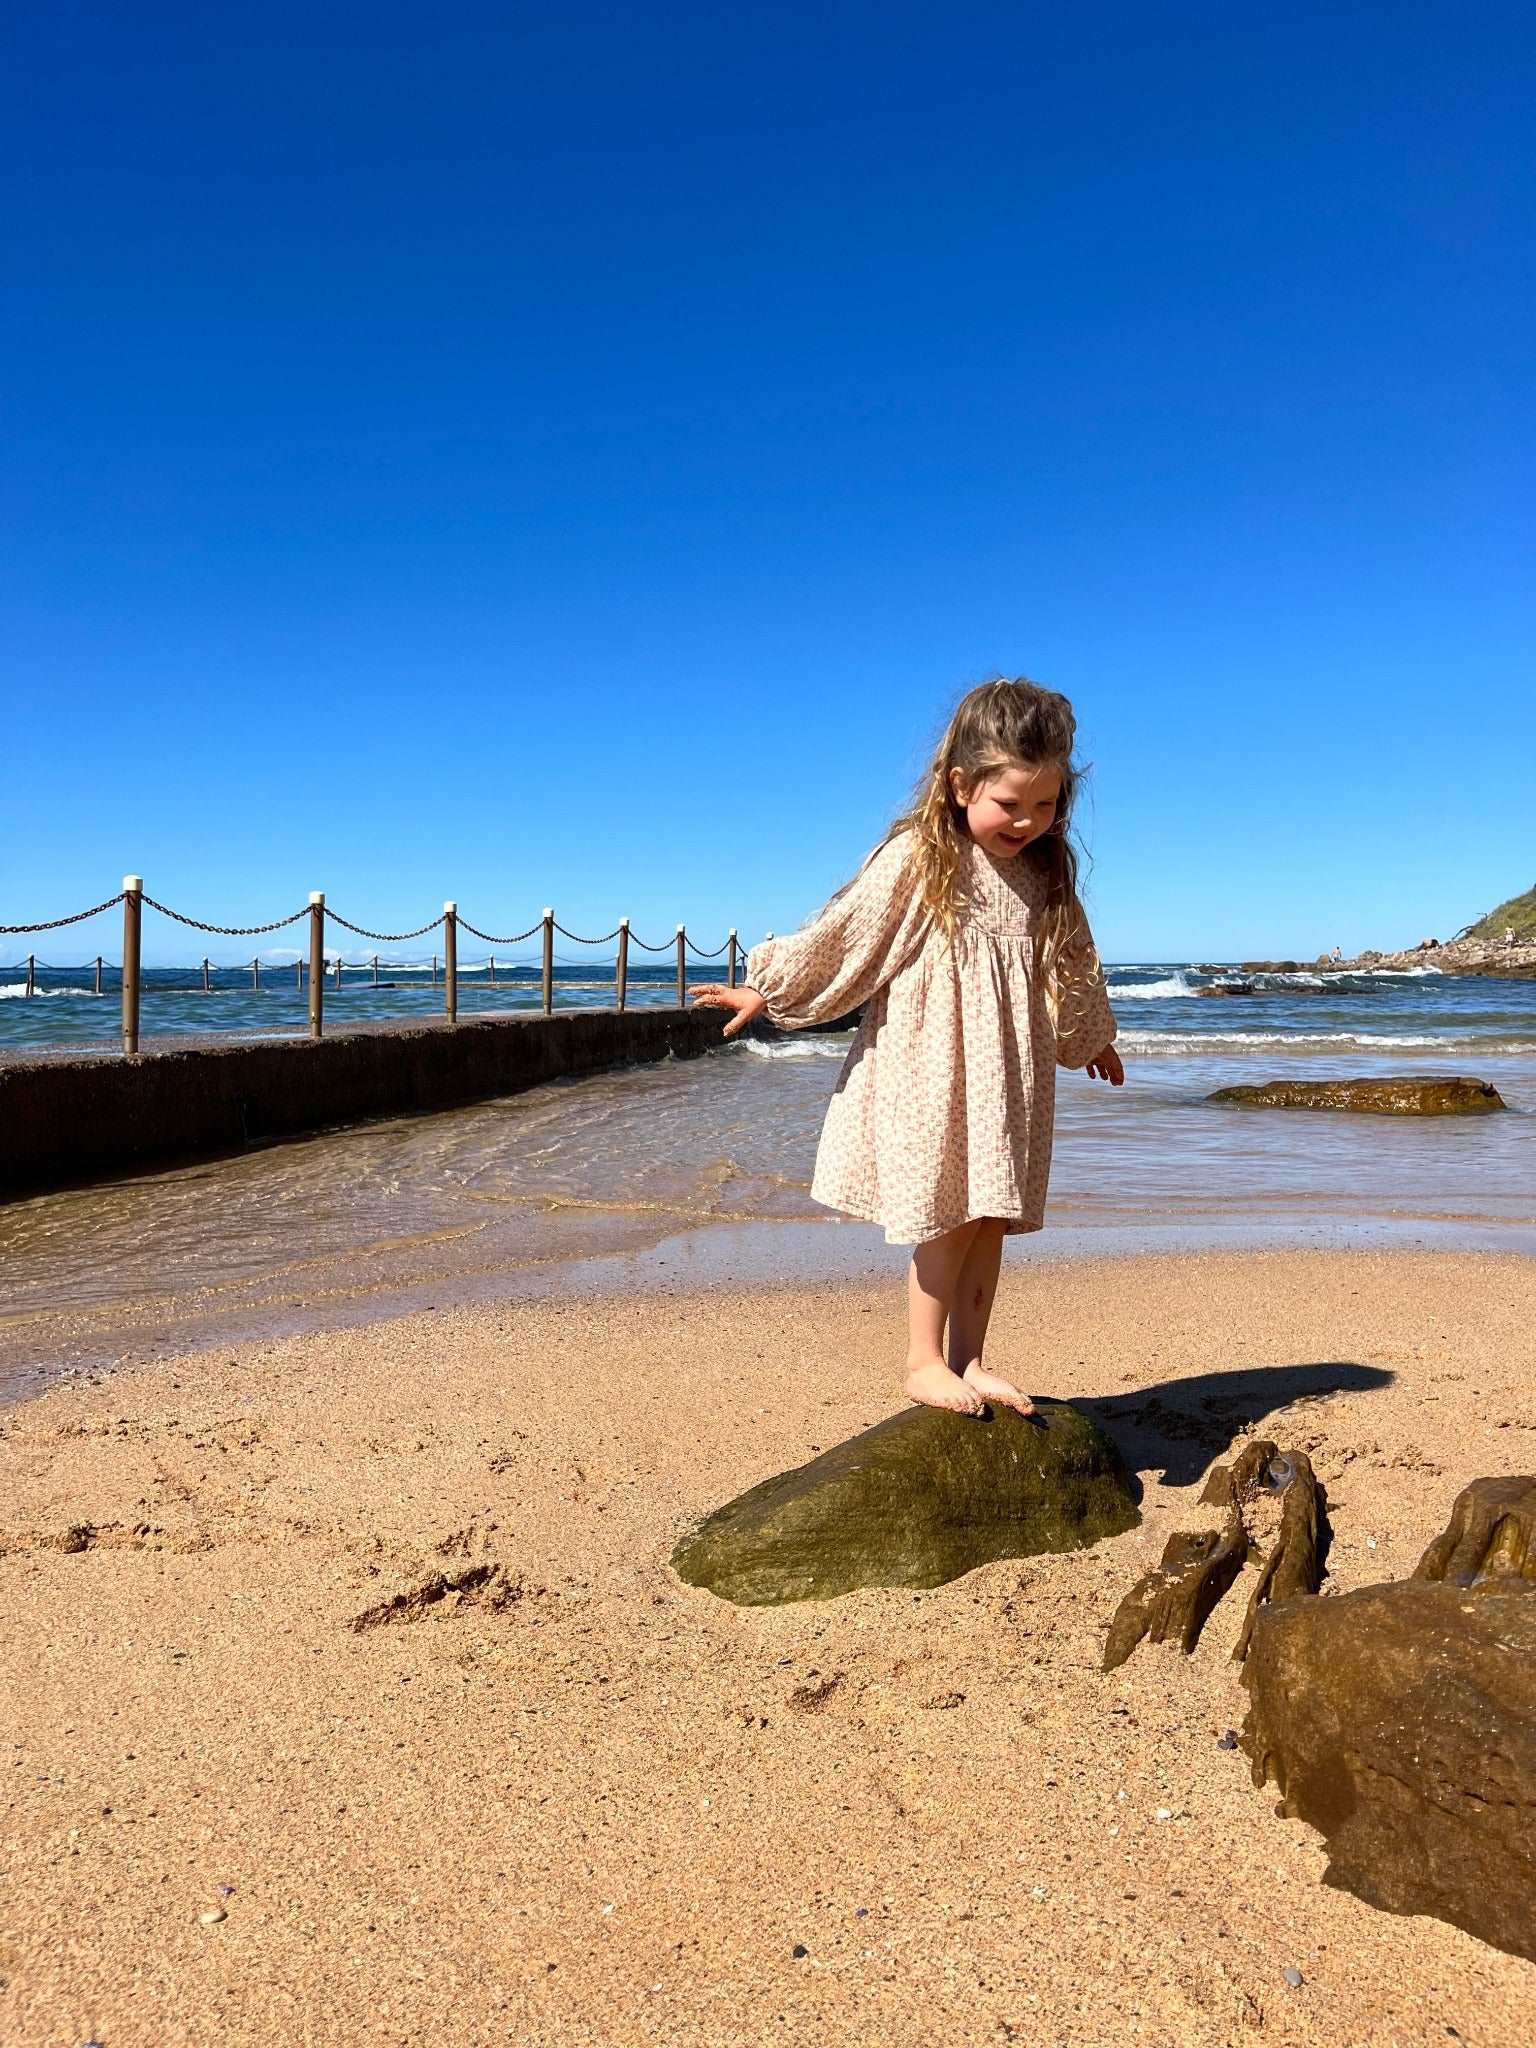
(1241, 1477), (1536, 1963)
(1101, 1441), (1323, 1670)
(1208, 1075), (1506, 1115)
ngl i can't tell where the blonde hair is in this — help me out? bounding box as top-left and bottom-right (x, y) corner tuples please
(888, 674), (1091, 994)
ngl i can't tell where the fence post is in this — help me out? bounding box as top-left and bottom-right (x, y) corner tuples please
(334, 955), (342, 990)
(444, 902), (458, 1022)
(675, 924), (686, 1007)
(95, 955), (103, 996)
(296, 957), (302, 990)
(541, 909), (554, 1015)
(431, 953), (438, 986)
(489, 953), (497, 987)
(308, 892), (325, 1039)
(372, 955), (380, 986)
(252, 958), (259, 992)
(201, 957), (211, 993)
(122, 877), (143, 1056)
(727, 929), (738, 988)
(25, 954), (35, 997)
(616, 919), (629, 1012)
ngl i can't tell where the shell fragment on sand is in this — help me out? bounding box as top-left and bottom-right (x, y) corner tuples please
(672, 1400), (1139, 1606)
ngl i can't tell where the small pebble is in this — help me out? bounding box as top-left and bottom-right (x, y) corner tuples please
(792, 1943), (809, 1958)
(1217, 1729), (1239, 1750)
(855, 1908), (868, 1918)
(198, 1907), (227, 1926)
(1154, 1807), (1175, 1821)
(217, 1883), (236, 1896)
(1281, 1966), (1305, 1989)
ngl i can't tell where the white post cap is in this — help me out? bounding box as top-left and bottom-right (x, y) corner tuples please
(443, 900), (456, 913)
(676, 922), (685, 933)
(619, 916), (629, 927)
(542, 907), (553, 919)
(309, 890), (325, 905)
(123, 875), (143, 891)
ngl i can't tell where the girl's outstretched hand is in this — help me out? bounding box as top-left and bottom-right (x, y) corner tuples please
(691, 983), (769, 1039)
(1086, 1044), (1125, 1086)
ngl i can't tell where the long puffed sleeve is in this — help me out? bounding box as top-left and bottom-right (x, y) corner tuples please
(745, 833), (931, 1030)
(1050, 912), (1118, 1069)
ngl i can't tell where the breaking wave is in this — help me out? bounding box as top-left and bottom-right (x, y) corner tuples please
(735, 1036), (850, 1060)
(1118, 1028), (1536, 1057)
(1108, 973), (1195, 999)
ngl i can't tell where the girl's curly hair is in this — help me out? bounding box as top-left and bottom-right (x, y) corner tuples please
(888, 675), (1090, 994)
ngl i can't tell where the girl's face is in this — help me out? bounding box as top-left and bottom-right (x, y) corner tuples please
(949, 757), (1063, 859)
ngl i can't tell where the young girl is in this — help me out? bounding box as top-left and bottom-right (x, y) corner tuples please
(692, 676), (1123, 1418)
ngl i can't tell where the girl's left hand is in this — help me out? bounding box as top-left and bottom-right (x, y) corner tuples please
(1086, 1045), (1125, 1086)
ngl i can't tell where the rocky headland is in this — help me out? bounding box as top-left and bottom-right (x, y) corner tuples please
(1206, 884), (1536, 980)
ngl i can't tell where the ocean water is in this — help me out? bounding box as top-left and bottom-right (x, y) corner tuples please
(0, 959), (712, 1055)
(1, 960), (1531, 1387)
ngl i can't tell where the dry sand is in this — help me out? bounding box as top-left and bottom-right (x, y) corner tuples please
(3, 1247), (1534, 2047)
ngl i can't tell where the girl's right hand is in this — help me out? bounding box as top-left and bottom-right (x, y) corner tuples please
(690, 983), (769, 1038)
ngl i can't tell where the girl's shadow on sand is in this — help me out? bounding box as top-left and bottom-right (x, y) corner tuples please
(1071, 1360), (1394, 1489)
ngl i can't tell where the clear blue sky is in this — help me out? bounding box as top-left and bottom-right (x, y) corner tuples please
(5, 2), (1531, 965)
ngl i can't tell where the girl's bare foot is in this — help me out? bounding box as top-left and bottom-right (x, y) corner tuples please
(905, 1359), (986, 1415)
(961, 1364), (1036, 1415)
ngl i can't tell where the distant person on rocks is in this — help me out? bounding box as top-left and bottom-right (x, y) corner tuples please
(1331, 945), (1343, 963)
(693, 676), (1122, 1418)
(1506, 927), (1518, 947)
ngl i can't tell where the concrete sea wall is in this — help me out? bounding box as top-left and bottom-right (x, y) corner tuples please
(0, 1006), (734, 1198)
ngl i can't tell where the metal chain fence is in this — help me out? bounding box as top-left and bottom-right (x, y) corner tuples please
(2, 884), (745, 1055)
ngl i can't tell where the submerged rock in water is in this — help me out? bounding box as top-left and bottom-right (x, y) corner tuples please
(673, 1400), (1139, 1606)
(1208, 1075), (1506, 1116)
(1242, 1477), (1536, 1963)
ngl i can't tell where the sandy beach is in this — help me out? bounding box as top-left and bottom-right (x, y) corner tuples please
(4, 1247), (1534, 2047)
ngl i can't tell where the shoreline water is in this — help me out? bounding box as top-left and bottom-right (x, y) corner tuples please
(4, 990), (1532, 1400)
(8, 1197), (1536, 1410)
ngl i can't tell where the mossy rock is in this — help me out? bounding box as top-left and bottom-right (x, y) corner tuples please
(1208, 1075), (1506, 1116)
(672, 1400), (1140, 1606)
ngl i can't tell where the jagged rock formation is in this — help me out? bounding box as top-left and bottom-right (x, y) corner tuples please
(1208, 1076), (1506, 1116)
(1241, 1477), (1536, 1963)
(673, 1401), (1139, 1606)
(1102, 1441), (1323, 1670)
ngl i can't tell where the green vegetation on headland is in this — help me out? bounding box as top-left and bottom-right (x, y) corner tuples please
(1465, 885), (1536, 945)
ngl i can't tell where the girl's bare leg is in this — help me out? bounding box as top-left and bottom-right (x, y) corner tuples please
(905, 1220), (987, 1414)
(947, 1219), (1035, 1414)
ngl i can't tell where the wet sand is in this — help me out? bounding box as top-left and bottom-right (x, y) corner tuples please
(3, 1247), (1534, 2047)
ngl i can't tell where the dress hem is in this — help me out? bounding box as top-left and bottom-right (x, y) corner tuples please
(810, 1189), (1045, 1249)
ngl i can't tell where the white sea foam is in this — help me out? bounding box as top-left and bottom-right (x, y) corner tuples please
(0, 983), (96, 999)
(1118, 1028), (1536, 1056)
(736, 1036), (849, 1060)
(1108, 973), (1195, 999)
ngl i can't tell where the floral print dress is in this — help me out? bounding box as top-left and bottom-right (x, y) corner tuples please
(744, 830), (1117, 1246)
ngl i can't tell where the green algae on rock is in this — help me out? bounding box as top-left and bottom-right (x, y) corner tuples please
(1208, 1075), (1506, 1116)
(672, 1400), (1139, 1606)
